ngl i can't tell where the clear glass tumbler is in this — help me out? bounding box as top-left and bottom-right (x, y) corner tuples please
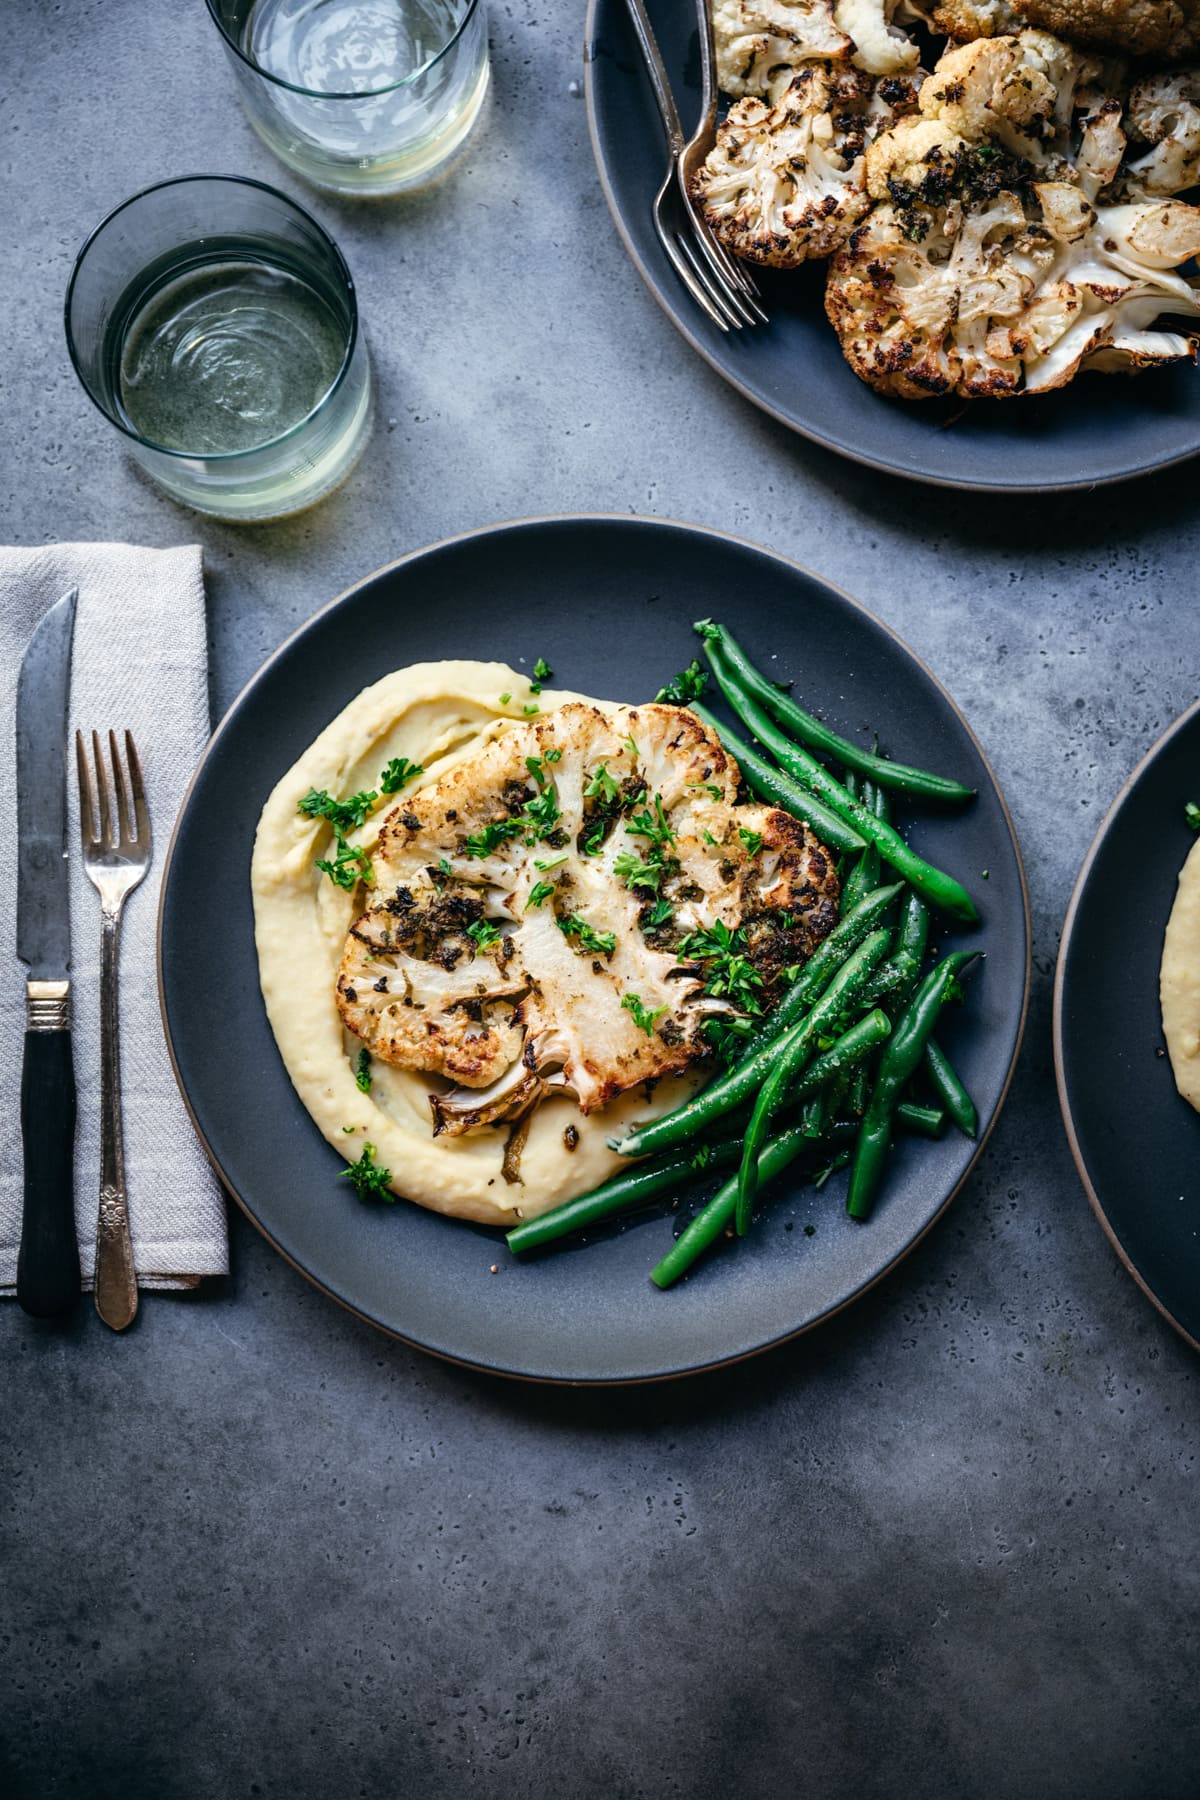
(206, 0), (489, 196)
(65, 175), (373, 522)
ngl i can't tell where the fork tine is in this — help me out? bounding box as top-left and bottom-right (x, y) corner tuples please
(685, 221), (760, 327)
(125, 732), (151, 850)
(674, 229), (743, 330)
(92, 729), (113, 849)
(75, 729), (97, 846)
(659, 222), (730, 332)
(109, 730), (133, 847)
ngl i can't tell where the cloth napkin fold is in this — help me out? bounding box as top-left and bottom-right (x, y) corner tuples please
(1, 544), (227, 1292)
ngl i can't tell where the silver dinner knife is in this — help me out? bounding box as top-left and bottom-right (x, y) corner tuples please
(16, 589), (80, 1317)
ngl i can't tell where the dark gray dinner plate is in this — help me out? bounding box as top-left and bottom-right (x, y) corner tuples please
(159, 516), (1029, 1382)
(1055, 700), (1200, 1352)
(584, 0), (1200, 492)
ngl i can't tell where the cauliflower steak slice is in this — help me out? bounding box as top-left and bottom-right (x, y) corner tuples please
(825, 30), (1200, 396)
(714, 0), (854, 101)
(336, 703), (840, 1135)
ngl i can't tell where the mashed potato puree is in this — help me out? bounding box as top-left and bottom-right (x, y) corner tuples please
(251, 661), (704, 1226)
(1161, 833), (1200, 1115)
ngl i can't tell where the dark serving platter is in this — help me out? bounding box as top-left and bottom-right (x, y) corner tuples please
(1055, 699), (1200, 1352)
(159, 515), (1029, 1382)
(584, 0), (1200, 493)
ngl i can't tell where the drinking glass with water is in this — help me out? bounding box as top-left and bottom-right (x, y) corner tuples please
(206, 0), (489, 195)
(65, 176), (373, 521)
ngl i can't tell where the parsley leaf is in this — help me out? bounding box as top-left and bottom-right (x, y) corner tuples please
(614, 850), (667, 894)
(466, 919), (502, 948)
(622, 992), (668, 1037)
(299, 786), (378, 833)
(647, 898), (675, 928)
(626, 794), (676, 849)
(354, 1047), (372, 1093)
(584, 764), (620, 805)
(739, 827), (764, 857)
(1187, 800), (1200, 832)
(702, 1015), (755, 1065)
(315, 836), (374, 890)
(341, 1141), (393, 1202)
(464, 818), (524, 858)
(655, 659), (708, 705)
(499, 692), (511, 705)
(379, 757), (423, 795)
(533, 657), (553, 681)
(559, 913), (617, 957)
(544, 747), (563, 764)
(526, 881), (555, 910)
(535, 852), (568, 871)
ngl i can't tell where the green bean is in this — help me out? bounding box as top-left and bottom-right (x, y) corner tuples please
(695, 620), (975, 805)
(789, 1010), (892, 1104)
(650, 1124), (814, 1290)
(505, 1139), (743, 1255)
(841, 842), (881, 915)
(923, 1039), (978, 1138)
(847, 951), (980, 1221)
(860, 890), (929, 1009)
(611, 888), (901, 1159)
(704, 642), (979, 924)
(827, 1102), (946, 1144)
(734, 946), (891, 1235)
(691, 703), (865, 856)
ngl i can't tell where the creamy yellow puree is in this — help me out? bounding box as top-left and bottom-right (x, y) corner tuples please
(251, 661), (705, 1226)
(1161, 833), (1200, 1114)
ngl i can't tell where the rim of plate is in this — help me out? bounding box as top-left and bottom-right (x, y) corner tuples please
(157, 511), (1032, 1382)
(1053, 693), (1200, 1356)
(581, 0), (1200, 497)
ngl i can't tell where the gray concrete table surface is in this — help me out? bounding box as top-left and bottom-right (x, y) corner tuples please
(2, 3), (1198, 1796)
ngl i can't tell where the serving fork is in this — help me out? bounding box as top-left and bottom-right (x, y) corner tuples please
(623, 0), (767, 331)
(76, 730), (152, 1331)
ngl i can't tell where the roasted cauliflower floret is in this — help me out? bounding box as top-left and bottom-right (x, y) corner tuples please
(826, 169), (1200, 396)
(1120, 70), (1200, 196)
(337, 703), (840, 1133)
(834, 0), (920, 73)
(713, 0), (852, 100)
(691, 61), (919, 265)
(1016, 2), (1200, 62)
(910, 0), (1025, 40)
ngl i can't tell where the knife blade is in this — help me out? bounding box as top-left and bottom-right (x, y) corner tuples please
(16, 588), (80, 1317)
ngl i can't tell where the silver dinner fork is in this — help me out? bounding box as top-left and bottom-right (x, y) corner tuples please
(76, 730), (152, 1331)
(623, 0), (766, 331)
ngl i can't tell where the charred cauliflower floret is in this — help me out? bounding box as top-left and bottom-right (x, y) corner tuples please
(1120, 70), (1200, 196)
(912, 1), (1200, 61)
(713, 0), (852, 101)
(834, 0), (921, 73)
(826, 170), (1200, 396)
(691, 61), (920, 265)
(337, 703), (840, 1136)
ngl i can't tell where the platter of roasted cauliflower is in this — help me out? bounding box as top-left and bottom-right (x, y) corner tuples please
(691, 1), (1200, 398)
(587, 0), (1200, 478)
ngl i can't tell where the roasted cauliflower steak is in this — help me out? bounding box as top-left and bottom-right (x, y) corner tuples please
(336, 703), (840, 1136)
(825, 29), (1200, 396)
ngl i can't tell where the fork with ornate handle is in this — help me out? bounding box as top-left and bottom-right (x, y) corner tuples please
(75, 731), (152, 1331)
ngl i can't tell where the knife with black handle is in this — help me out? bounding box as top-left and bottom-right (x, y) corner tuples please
(15, 590), (80, 1318)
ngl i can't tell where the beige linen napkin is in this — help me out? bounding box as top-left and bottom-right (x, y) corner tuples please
(1, 544), (227, 1291)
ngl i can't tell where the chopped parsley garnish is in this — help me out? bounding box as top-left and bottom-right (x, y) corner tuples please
(1187, 800), (1200, 832)
(379, 756), (423, 794)
(526, 882), (555, 910)
(534, 853), (568, 871)
(614, 849), (667, 894)
(544, 747), (563, 763)
(525, 754), (546, 782)
(581, 823), (607, 856)
(585, 764), (620, 805)
(647, 898), (675, 928)
(466, 919), (502, 948)
(739, 827), (764, 857)
(499, 692), (511, 705)
(622, 992), (667, 1037)
(523, 704), (540, 716)
(689, 781), (723, 801)
(522, 784), (561, 839)
(315, 836), (374, 891)
(655, 659), (708, 704)
(299, 786), (377, 833)
(438, 857), (453, 876)
(679, 921), (764, 1017)
(559, 913), (617, 957)
(702, 830), (718, 847)
(340, 1141), (393, 1202)
(464, 818), (525, 858)
(354, 1047), (373, 1093)
(623, 733), (639, 759)
(529, 656), (553, 695)
(626, 794), (676, 849)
